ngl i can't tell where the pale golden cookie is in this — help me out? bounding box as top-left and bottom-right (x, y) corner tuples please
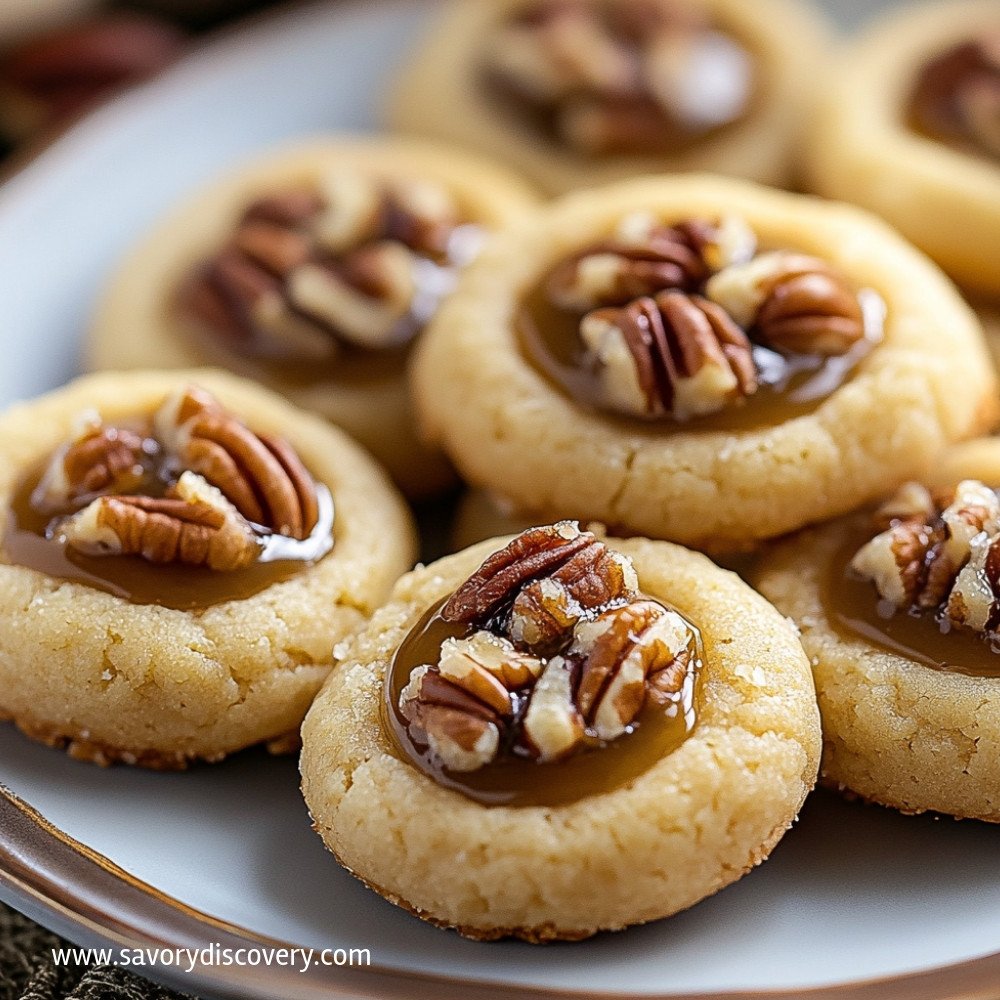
(754, 440), (1000, 821)
(414, 174), (998, 551)
(0, 369), (415, 769)
(301, 525), (820, 941)
(387, 0), (828, 196)
(807, 0), (1000, 296)
(86, 137), (539, 498)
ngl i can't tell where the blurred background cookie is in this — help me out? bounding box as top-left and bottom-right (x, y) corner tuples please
(86, 137), (539, 498)
(387, 0), (830, 194)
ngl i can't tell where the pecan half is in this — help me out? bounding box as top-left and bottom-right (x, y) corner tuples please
(59, 472), (260, 572)
(183, 169), (467, 359)
(154, 387), (318, 540)
(400, 632), (542, 772)
(581, 290), (757, 420)
(548, 213), (756, 312)
(706, 251), (869, 356)
(569, 600), (695, 741)
(442, 521), (635, 633)
(32, 411), (152, 514)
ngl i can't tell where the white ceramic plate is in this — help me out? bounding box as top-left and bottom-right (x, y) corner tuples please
(1, 2), (1000, 999)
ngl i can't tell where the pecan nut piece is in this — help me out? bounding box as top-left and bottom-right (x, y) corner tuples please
(59, 471), (260, 572)
(581, 290), (757, 420)
(509, 544), (638, 652)
(154, 387), (319, 540)
(399, 632), (543, 772)
(947, 531), (1000, 631)
(569, 599), (696, 741)
(183, 170), (465, 358)
(487, 1), (639, 107)
(547, 212), (756, 312)
(851, 479), (1000, 611)
(706, 251), (870, 356)
(287, 242), (417, 350)
(442, 521), (635, 630)
(521, 657), (585, 762)
(910, 34), (1000, 161)
(32, 411), (152, 513)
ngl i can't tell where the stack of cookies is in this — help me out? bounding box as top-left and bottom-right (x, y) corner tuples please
(2, 0), (999, 945)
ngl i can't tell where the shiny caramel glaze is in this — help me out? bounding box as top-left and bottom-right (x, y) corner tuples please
(518, 277), (881, 431)
(3, 440), (335, 611)
(383, 597), (702, 807)
(824, 516), (1000, 678)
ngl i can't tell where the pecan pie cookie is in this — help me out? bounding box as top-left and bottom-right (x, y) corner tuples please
(387, 0), (828, 195)
(754, 440), (1000, 821)
(0, 369), (415, 769)
(413, 175), (998, 551)
(85, 137), (538, 498)
(807, 0), (1000, 296)
(301, 522), (820, 940)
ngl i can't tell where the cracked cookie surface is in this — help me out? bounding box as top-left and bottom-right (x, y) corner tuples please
(301, 531), (820, 941)
(413, 174), (998, 551)
(0, 369), (415, 768)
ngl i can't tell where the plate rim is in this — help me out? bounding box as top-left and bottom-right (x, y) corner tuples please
(0, 1), (996, 997)
(4, 782), (1000, 1000)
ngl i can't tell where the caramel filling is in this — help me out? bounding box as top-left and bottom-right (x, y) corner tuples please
(520, 276), (879, 431)
(4, 462), (334, 610)
(177, 172), (484, 387)
(908, 32), (1000, 162)
(1, 389), (334, 610)
(518, 216), (884, 427)
(384, 597), (701, 807)
(482, 0), (756, 158)
(825, 518), (1000, 679)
